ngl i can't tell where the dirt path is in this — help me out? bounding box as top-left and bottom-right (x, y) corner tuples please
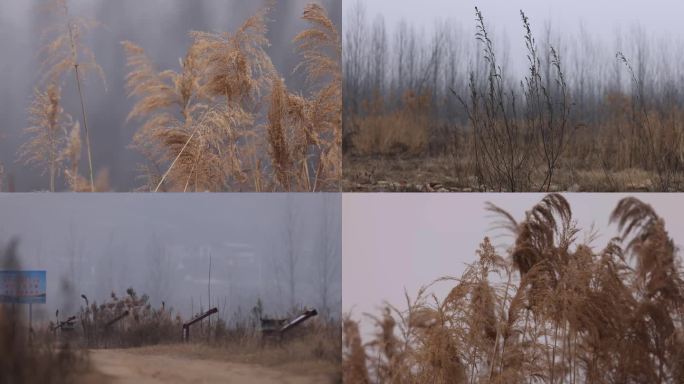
(87, 348), (332, 384)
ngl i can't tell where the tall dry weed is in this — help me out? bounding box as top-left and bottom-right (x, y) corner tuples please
(18, 84), (70, 192)
(122, 3), (341, 192)
(39, 0), (105, 191)
(345, 194), (684, 383)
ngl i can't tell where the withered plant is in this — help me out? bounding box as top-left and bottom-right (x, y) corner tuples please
(345, 194), (684, 383)
(293, 3), (343, 190)
(461, 9), (572, 192)
(18, 84), (71, 192)
(124, 3), (341, 192)
(39, 0), (105, 192)
(617, 52), (683, 191)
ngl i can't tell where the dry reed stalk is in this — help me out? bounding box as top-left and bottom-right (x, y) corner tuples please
(39, 0), (105, 192)
(18, 84), (69, 192)
(346, 194), (684, 383)
(121, 3), (340, 192)
(294, 3), (342, 191)
(267, 76), (293, 189)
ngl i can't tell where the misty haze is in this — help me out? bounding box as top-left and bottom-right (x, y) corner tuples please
(0, 0), (342, 192)
(0, 193), (341, 322)
(0, 193), (342, 382)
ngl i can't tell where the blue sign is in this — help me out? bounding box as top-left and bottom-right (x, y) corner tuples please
(0, 270), (46, 304)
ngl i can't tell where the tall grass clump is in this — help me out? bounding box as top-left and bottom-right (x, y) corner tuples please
(461, 9), (572, 192)
(15, 1), (341, 192)
(18, 84), (72, 192)
(123, 3), (341, 192)
(344, 194), (684, 383)
(37, 0), (105, 192)
(617, 52), (683, 191)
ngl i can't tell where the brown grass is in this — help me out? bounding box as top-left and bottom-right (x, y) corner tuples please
(344, 194), (684, 383)
(17, 1), (341, 192)
(39, 0), (105, 191)
(343, 8), (684, 192)
(122, 2), (341, 192)
(350, 92), (430, 157)
(18, 84), (71, 192)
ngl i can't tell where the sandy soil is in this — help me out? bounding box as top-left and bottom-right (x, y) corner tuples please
(85, 348), (334, 384)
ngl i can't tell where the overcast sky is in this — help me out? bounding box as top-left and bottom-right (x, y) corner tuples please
(0, 0), (341, 192)
(344, 0), (684, 76)
(346, 0), (684, 36)
(343, 193), (684, 335)
(0, 193), (341, 324)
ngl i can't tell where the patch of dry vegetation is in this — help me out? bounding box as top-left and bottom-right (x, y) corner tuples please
(17, 0), (341, 192)
(343, 5), (684, 192)
(122, 2), (340, 192)
(0, 239), (91, 384)
(349, 92), (430, 156)
(64, 287), (341, 378)
(344, 194), (684, 383)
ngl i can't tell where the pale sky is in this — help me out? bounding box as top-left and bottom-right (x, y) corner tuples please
(343, 193), (684, 331)
(0, 193), (342, 323)
(344, 0), (684, 77)
(345, 0), (684, 39)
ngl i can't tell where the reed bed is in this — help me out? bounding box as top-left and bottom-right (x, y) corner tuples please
(17, 0), (341, 192)
(344, 194), (684, 383)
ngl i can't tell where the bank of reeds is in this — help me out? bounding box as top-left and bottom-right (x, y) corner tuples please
(18, 0), (341, 192)
(344, 194), (684, 383)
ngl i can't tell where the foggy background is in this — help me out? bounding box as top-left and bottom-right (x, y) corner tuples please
(343, 193), (684, 336)
(0, 193), (342, 325)
(343, 0), (684, 133)
(0, 0), (341, 192)
(344, 0), (684, 76)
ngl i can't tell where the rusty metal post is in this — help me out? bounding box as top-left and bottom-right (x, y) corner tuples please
(105, 310), (130, 329)
(280, 309), (318, 334)
(182, 307), (217, 342)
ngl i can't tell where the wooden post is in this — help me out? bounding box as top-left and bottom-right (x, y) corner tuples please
(28, 303), (32, 343)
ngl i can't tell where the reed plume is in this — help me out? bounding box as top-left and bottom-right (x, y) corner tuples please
(294, 3), (342, 190)
(61, 121), (90, 191)
(123, 40), (219, 191)
(40, 0), (104, 192)
(267, 76), (293, 189)
(18, 84), (69, 192)
(347, 194), (684, 383)
(343, 316), (370, 384)
(122, 3), (341, 192)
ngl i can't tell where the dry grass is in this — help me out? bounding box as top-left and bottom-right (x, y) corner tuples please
(17, 1), (341, 192)
(0, 239), (91, 384)
(38, 0), (105, 191)
(344, 194), (684, 383)
(343, 7), (684, 192)
(69, 288), (341, 376)
(349, 92), (430, 157)
(18, 84), (71, 192)
(122, 2), (341, 192)
(78, 288), (182, 348)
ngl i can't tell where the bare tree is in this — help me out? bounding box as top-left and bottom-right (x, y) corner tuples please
(146, 233), (170, 304)
(316, 195), (340, 318)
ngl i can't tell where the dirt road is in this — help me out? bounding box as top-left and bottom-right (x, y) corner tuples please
(87, 348), (334, 384)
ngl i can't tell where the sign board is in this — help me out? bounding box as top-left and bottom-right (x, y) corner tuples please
(0, 270), (46, 304)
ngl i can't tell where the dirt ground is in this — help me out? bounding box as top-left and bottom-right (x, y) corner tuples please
(343, 155), (661, 192)
(81, 346), (337, 384)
